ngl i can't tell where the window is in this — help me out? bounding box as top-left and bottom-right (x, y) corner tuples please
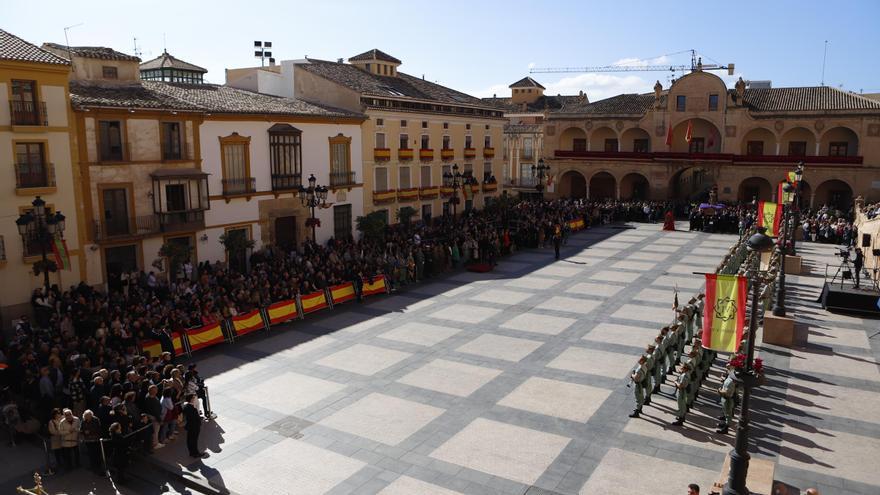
(828, 142), (848, 157)
(375, 132), (386, 148)
(102, 66), (118, 80)
(399, 133), (409, 149)
(329, 134), (352, 185)
(269, 124), (302, 190)
(633, 139), (649, 153)
(376, 118), (384, 126)
(466, 124), (471, 130)
(99, 121), (125, 161)
(483, 161), (493, 182)
(421, 121), (428, 129)
(485, 125), (490, 130)
(10, 80), (39, 125)
(333, 204), (353, 240)
(746, 140), (764, 156)
(15, 142), (48, 188)
(604, 139), (618, 152)
(788, 141), (807, 156)
(161, 122), (183, 160)
(165, 184), (187, 212)
(421, 165), (431, 187)
(523, 138), (534, 159)
(365, 63), (371, 72)
(375, 167), (389, 190)
(572, 138), (587, 152)
(399, 166), (411, 189)
(708, 94), (719, 111)
(420, 135), (430, 149)
(220, 133), (251, 194)
(443, 122), (449, 129)
(689, 137), (705, 153)
(400, 120), (407, 128)
(421, 204), (432, 222)
(465, 135), (472, 149)
(463, 163), (473, 178)
(442, 135), (451, 149)
(676, 95), (686, 112)
(484, 135), (491, 148)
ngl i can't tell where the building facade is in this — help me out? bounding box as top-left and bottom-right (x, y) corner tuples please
(0, 30), (83, 319)
(544, 71), (880, 207)
(226, 50), (506, 223)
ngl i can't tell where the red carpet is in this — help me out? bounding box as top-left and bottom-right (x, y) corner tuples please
(466, 263), (494, 273)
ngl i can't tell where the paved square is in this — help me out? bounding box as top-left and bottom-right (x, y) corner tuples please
(397, 358), (503, 397)
(633, 287), (676, 303)
(651, 275), (704, 289)
(536, 296), (602, 315)
(579, 448), (716, 494)
(233, 372), (346, 414)
(456, 333), (544, 362)
(378, 476), (463, 495)
(627, 251), (670, 261)
(547, 347), (633, 378)
(500, 312), (577, 335)
(640, 244), (679, 253)
(320, 392), (445, 445)
(582, 323), (657, 348)
(566, 282), (624, 297)
(610, 304), (676, 325)
(506, 276), (562, 290)
(589, 270), (640, 283)
(534, 265), (585, 278)
(498, 377), (612, 422)
(379, 322), (462, 347)
(470, 288), (534, 305)
(611, 260), (656, 271)
(429, 418), (570, 485)
(428, 304), (501, 323)
(316, 344), (412, 375)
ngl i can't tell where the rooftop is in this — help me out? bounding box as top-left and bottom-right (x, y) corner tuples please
(42, 42), (140, 62)
(348, 49), (401, 64)
(140, 50), (207, 73)
(0, 29), (69, 65)
(481, 94), (587, 113)
(739, 86), (880, 112)
(509, 77), (546, 90)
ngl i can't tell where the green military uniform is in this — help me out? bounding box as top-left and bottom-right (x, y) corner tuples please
(685, 298), (698, 344)
(672, 362), (691, 425)
(716, 367), (736, 434)
(674, 319), (686, 365)
(643, 345), (656, 404)
(693, 339), (711, 381)
(651, 335), (665, 392)
(629, 357), (648, 417)
(686, 350), (700, 408)
(661, 327), (675, 376)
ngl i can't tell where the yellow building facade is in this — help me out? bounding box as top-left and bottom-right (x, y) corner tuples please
(0, 30), (84, 322)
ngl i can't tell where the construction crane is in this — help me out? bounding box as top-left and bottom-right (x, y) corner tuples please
(529, 49), (735, 76)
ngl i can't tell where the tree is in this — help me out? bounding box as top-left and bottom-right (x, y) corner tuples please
(396, 206), (416, 225)
(219, 229), (255, 273)
(158, 241), (192, 280)
(356, 211), (387, 242)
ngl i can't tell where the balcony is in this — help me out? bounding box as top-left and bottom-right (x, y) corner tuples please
(440, 149), (455, 160)
(440, 186), (454, 197)
(419, 186), (440, 199)
(482, 182), (498, 193)
(520, 148), (535, 160)
(9, 100), (47, 126)
(419, 149), (434, 161)
(470, 184), (481, 194)
(373, 189), (397, 204)
(157, 210), (205, 233)
(93, 215), (159, 242)
(330, 170), (357, 188)
(463, 148), (476, 159)
(397, 187), (419, 201)
(483, 147), (495, 158)
(271, 173), (302, 192)
(222, 177), (256, 196)
(374, 148), (391, 161)
(15, 162), (56, 194)
(508, 176), (539, 189)
(398, 148), (414, 161)
(553, 150), (865, 165)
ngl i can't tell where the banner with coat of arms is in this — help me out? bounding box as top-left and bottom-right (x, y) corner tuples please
(701, 274), (747, 352)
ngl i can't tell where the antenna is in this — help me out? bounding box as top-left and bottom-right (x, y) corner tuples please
(254, 41), (273, 67)
(63, 23), (83, 71)
(132, 37), (142, 58)
(821, 40), (829, 86)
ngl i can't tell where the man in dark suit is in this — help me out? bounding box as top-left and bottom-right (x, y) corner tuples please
(182, 393), (206, 458)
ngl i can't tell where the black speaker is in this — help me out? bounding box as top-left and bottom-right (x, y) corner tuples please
(873, 249), (880, 257)
(862, 234), (872, 247)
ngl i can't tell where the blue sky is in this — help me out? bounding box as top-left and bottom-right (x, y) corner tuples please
(6, 0), (880, 100)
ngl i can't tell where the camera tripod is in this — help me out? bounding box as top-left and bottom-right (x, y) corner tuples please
(829, 257), (856, 290)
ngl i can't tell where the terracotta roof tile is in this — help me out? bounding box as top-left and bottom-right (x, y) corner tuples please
(0, 29), (69, 65)
(42, 42), (140, 62)
(481, 95), (584, 113)
(348, 49), (401, 64)
(509, 77), (545, 89)
(740, 86), (880, 112)
(139, 51), (207, 72)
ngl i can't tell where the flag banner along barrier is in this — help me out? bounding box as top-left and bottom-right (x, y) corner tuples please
(757, 201), (782, 237)
(231, 309), (267, 337)
(329, 282), (356, 305)
(186, 323), (226, 352)
(266, 300), (298, 325)
(140, 332), (186, 358)
(300, 290), (330, 314)
(701, 274), (748, 353)
(568, 219), (585, 231)
(361, 275), (389, 297)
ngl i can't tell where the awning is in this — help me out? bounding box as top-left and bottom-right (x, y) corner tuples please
(150, 168), (209, 179)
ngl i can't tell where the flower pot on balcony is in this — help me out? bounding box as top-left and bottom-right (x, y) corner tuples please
(419, 149), (433, 161)
(398, 149), (414, 161)
(374, 148), (391, 161)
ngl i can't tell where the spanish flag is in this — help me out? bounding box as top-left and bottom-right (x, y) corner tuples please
(757, 201), (782, 237)
(701, 274), (747, 352)
(52, 237), (71, 270)
(685, 120), (694, 143)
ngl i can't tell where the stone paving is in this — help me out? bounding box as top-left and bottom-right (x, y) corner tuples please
(147, 223), (880, 495)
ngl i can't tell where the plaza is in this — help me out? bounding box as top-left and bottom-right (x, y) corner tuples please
(90, 223), (879, 495)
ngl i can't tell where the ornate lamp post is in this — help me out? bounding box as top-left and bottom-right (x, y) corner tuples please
(771, 181), (795, 317)
(723, 227), (774, 495)
(443, 164), (462, 216)
(789, 162), (805, 255)
(532, 158), (549, 200)
(298, 174), (328, 242)
(16, 196), (66, 294)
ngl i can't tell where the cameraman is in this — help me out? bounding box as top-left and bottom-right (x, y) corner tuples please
(854, 248), (864, 288)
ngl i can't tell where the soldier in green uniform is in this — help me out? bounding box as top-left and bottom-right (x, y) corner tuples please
(685, 348), (700, 409)
(685, 297), (697, 343)
(661, 326), (675, 377)
(629, 355), (648, 418)
(674, 318), (687, 365)
(716, 363), (736, 434)
(643, 344), (656, 405)
(652, 334), (665, 392)
(695, 294), (705, 325)
(672, 361), (691, 426)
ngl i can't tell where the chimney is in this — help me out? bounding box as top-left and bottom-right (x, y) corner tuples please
(493, 93), (496, 98)
(337, 58), (343, 63)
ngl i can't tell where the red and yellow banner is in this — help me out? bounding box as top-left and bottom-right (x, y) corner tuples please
(52, 238), (71, 270)
(361, 275), (388, 297)
(701, 274), (748, 352)
(777, 182), (794, 204)
(231, 310), (265, 337)
(140, 332), (185, 358)
(301, 290), (329, 314)
(267, 300), (298, 325)
(757, 201), (782, 237)
(330, 282), (356, 305)
(187, 323), (225, 352)
(568, 219), (585, 231)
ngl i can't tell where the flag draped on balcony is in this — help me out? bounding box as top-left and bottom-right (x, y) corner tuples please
(665, 125), (673, 147)
(685, 120), (694, 143)
(701, 274), (747, 353)
(757, 201), (782, 237)
(52, 238), (71, 270)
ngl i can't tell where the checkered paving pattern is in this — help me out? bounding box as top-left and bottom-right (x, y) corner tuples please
(152, 224), (880, 495)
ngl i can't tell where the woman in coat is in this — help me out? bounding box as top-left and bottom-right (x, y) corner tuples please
(80, 410), (103, 474)
(59, 408), (81, 468)
(47, 408), (64, 470)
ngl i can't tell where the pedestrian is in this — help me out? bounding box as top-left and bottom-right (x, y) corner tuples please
(853, 247), (864, 288)
(182, 393), (207, 458)
(59, 408), (81, 469)
(109, 422), (129, 483)
(81, 410), (103, 475)
(687, 484), (700, 495)
(552, 223), (562, 260)
(47, 408), (64, 471)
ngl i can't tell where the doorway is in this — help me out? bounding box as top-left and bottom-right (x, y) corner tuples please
(104, 244), (138, 292)
(275, 216), (296, 251)
(102, 188), (130, 236)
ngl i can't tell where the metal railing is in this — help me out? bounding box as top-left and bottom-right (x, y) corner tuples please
(93, 215), (159, 241)
(330, 170), (356, 187)
(271, 172), (302, 191)
(0, 235), (6, 261)
(9, 100), (47, 126)
(222, 177), (256, 196)
(508, 176), (539, 188)
(158, 210), (205, 233)
(14, 162), (55, 189)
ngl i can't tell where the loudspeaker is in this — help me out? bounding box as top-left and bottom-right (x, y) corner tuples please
(862, 234), (872, 247)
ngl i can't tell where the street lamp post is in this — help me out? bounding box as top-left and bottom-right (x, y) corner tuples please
(532, 158), (549, 201)
(771, 181), (795, 317)
(16, 196), (66, 295)
(723, 227), (774, 495)
(443, 164), (462, 217)
(298, 174), (328, 243)
(789, 162), (805, 255)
